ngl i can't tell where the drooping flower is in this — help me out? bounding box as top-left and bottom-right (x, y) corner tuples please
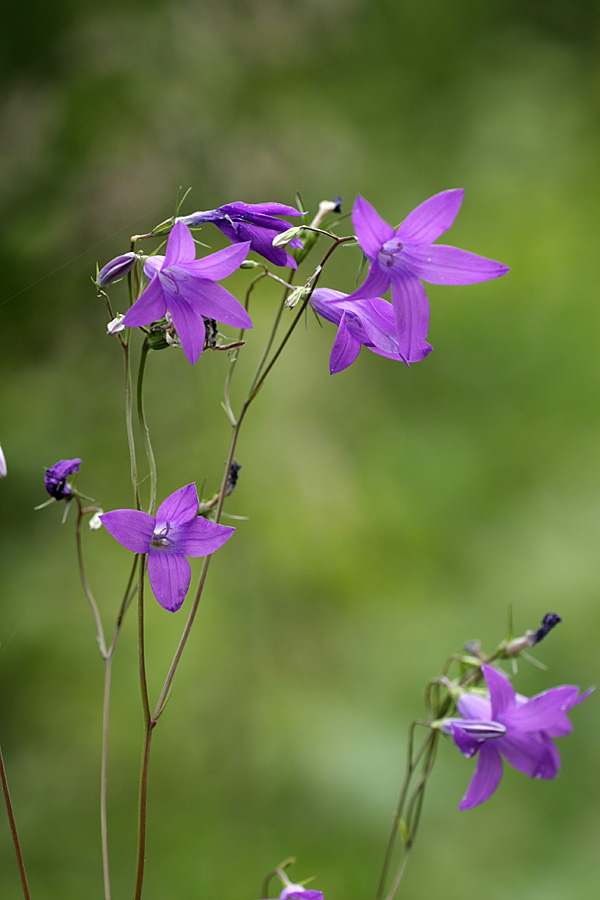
(442, 664), (593, 810)
(122, 221), (252, 365)
(96, 252), (138, 287)
(44, 458), (82, 500)
(178, 201), (304, 268)
(345, 190), (509, 359)
(100, 483), (234, 611)
(310, 288), (432, 374)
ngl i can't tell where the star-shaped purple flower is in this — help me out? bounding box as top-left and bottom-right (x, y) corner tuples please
(310, 288), (432, 374)
(443, 664), (593, 810)
(122, 221), (252, 365)
(179, 201), (304, 268)
(100, 483), (234, 612)
(44, 458), (82, 500)
(345, 190), (509, 359)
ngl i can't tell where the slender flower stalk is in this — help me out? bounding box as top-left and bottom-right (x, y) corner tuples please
(0, 745), (31, 900)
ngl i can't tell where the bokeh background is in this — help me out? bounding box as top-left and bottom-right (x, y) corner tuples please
(1, 1), (599, 898)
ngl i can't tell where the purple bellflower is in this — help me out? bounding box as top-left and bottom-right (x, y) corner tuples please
(122, 221), (252, 365)
(44, 458), (82, 500)
(346, 190), (509, 359)
(178, 201), (304, 269)
(97, 252), (138, 287)
(310, 288), (432, 374)
(442, 664), (593, 810)
(260, 885), (323, 900)
(100, 483), (234, 612)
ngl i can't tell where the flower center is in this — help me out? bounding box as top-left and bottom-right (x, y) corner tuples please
(151, 522), (174, 548)
(378, 237), (404, 268)
(159, 268), (182, 295)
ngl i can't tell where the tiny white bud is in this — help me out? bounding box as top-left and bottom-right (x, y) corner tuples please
(107, 314), (125, 335)
(89, 510), (104, 531)
(0, 443), (7, 478)
(272, 226), (304, 248)
(285, 286), (312, 309)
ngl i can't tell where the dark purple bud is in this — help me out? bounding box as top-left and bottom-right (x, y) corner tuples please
(97, 252), (137, 287)
(226, 459), (242, 496)
(531, 613), (562, 645)
(44, 458), (81, 500)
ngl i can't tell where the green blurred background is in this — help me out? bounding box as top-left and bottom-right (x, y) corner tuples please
(1, 0), (599, 897)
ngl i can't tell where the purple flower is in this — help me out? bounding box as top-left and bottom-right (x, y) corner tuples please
(99, 483), (234, 612)
(122, 221), (252, 365)
(345, 190), (509, 359)
(44, 458), (82, 500)
(443, 664), (593, 810)
(0, 443), (6, 478)
(259, 884), (323, 900)
(97, 252), (138, 287)
(179, 201), (304, 268)
(310, 288), (432, 374)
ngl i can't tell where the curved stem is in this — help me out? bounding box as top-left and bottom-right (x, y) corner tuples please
(0, 745), (32, 900)
(137, 340), (157, 515)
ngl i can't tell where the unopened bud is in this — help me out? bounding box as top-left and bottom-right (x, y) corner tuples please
(0, 443), (6, 478)
(240, 259), (261, 269)
(96, 252), (137, 287)
(285, 286), (312, 309)
(107, 314), (125, 335)
(272, 226), (304, 248)
(89, 510), (104, 530)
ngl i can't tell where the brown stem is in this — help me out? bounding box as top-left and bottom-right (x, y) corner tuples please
(0, 744), (32, 900)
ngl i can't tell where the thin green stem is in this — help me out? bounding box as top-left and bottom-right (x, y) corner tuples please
(123, 342), (141, 510)
(100, 658), (112, 900)
(75, 501), (107, 658)
(133, 556), (153, 900)
(136, 339), (157, 515)
(0, 745), (32, 900)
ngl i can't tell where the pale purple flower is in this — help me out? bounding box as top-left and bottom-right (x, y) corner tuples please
(97, 252), (138, 287)
(122, 221), (252, 365)
(100, 483), (234, 612)
(443, 664), (593, 810)
(260, 884), (323, 900)
(179, 201), (304, 268)
(346, 190), (509, 359)
(310, 288), (432, 374)
(44, 458), (81, 500)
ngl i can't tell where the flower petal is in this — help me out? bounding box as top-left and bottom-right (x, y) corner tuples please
(457, 692), (492, 720)
(499, 730), (560, 780)
(100, 509), (154, 554)
(155, 483), (199, 524)
(458, 743), (503, 810)
(188, 241), (251, 280)
(163, 220), (197, 266)
(352, 196), (396, 260)
(404, 244), (510, 285)
(144, 255), (165, 280)
(147, 551), (191, 612)
(344, 261), (391, 302)
(167, 298), (207, 365)
(397, 189), (464, 244)
(176, 517), (235, 556)
(451, 720), (505, 758)
(174, 277), (253, 329)
(122, 277), (167, 327)
(503, 685), (581, 733)
(390, 274), (430, 360)
(483, 665), (516, 720)
(329, 313), (362, 374)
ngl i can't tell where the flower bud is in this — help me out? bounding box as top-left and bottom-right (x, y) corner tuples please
(285, 286), (312, 309)
(272, 227), (304, 248)
(89, 510), (104, 530)
(107, 314), (125, 335)
(97, 252), (137, 287)
(0, 443), (6, 478)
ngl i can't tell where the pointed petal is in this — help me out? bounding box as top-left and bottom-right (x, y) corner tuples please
(352, 196), (396, 260)
(483, 665), (516, 719)
(156, 483), (199, 524)
(404, 244), (510, 285)
(189, 241), (251, 280)
(222, 201), (302, 217)
(457, 693), (492, 720)
(147, 551), (191, 612)
(176, 277), (253, 329)
(390, 275), (430, 360)
(358, 299), (403, 355)
(168, 298), (206, 365)
(344, 262), (391, 302)
(458, 743), (503, 810)
(499, 731), (560, 779)
(100, 509), (154, 553)
(122, 277), (167, 327)
(143, 255), (165, 280)
(329, 313), (362, 374)
(177, 517), (235, 556)
(504, 686), (581, 733)
(163, 220), (197, 266)
(451, 721), (505, 758)
(397, 189), (464, 243)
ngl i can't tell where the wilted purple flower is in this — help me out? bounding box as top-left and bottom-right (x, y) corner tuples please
(443, 664), (593, 810)
(0, 443), (6, 478)
(122, 222), (252, 365)
(310, 288), (432, 374)
(179, 201), (304, 268)
(44, 458), (81, 500)
(345, 190), (509, 359)
(100, 483), (234, 612)
(97, 252), (138, 287)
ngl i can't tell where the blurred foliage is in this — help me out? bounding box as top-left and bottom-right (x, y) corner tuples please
(1, 1), (599, 898)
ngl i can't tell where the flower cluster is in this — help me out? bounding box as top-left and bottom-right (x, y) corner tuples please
(442, 664), (593, 810)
